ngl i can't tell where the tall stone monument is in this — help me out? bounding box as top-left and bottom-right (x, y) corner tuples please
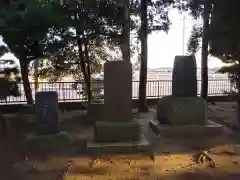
(25, 91), (71, 152)
(149, 55), (223, 137)
(87, 61), (150, 154)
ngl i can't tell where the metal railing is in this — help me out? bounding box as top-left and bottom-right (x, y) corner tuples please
(1, 79), (233, 104)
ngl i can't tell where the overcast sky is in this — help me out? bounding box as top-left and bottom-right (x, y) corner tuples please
(148, 9), (225, 68)
(0, 9), (225, 69)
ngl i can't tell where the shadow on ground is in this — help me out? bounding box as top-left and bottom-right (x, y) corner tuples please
(0, 104), (240, 180)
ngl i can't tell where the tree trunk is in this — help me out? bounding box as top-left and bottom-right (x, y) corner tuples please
(34, 59), (39, 91)
(84, 41), (92, 103)
(20, 61), (34, 104)
(74, 11), (92, 103)
(138, 0), (148, 112)
(77, 39), (92, 103)
(201, 0), (211, 101)
(236, 71), (240, 127)
(0, 112), (7, 133)
(122, 0), (130, 62)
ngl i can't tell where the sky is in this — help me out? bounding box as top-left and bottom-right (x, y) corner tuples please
(148, 9), (225, 68)
(0, 9), (225, 69)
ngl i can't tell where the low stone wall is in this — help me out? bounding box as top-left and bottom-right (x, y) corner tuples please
(0, 95), (237, 114)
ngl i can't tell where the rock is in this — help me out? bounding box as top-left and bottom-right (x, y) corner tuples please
(156, 96), (207, 126)
(94, 120), (141, 142)
(24, 131), (72, 152)
(172, 56), (197, 97)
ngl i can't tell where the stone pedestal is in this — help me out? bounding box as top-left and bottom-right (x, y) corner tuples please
(149, 120), (224, 138)
(87, 134), (150, 155)
(94, 120), (140, 142)
(156, 96), (207, 126)
(87, 61), (150, 155)
(24, 132), (72, 152)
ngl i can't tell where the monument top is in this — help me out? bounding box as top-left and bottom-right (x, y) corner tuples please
(172, 55), (197, 97)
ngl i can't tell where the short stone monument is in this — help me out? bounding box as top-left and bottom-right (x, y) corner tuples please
(149, 55), (223, 137)
(25, 91), (71, 152)
(35, 91), (59, 134)
(87, 61), (150, 154)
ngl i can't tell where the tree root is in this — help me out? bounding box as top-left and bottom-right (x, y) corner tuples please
(193, 151), (216, 168)
(56, 162), (74, 180)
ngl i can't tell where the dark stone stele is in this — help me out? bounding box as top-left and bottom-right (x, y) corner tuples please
(172, 55), (197, 97)
(35, 91), (59, 135)
(104, 61), (132, 122)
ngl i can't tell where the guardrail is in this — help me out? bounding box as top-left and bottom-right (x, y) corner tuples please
(1, 79), (233, 104)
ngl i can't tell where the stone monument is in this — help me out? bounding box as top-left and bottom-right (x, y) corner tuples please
(149, 55), (223, 137)
(87, 61), (150, 154)
(25, 91), (71, 152)
(35, 92), (59, 135)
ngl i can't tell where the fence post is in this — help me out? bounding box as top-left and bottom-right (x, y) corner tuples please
(63, 82), (66, 102)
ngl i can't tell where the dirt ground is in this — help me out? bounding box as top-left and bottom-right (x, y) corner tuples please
(0, 102), (240, 180)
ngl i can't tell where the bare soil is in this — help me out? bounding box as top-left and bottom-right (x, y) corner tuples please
(0, 102), (240, 180)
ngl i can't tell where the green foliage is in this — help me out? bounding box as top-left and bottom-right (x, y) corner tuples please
(29, 0), (177, 81)
(187, 0), (240, 61)
(81, 81), (104, 100)
(186, 0), (240, 94)
(35, 37), (113, 81)
(187, 25), (202, 54)
(209, 0), (240, 61)
(0, 0), (66, 63)
(0, 0), (180, 82)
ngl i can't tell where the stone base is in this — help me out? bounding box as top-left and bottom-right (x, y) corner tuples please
(94, 120), (141, 143)
(149, 120), (224, 138)
(156, 96), (207, 126)
(87, 134), (150, 155)
(24, 131), (72, 152)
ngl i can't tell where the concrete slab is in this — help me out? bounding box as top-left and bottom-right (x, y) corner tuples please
(86, 133), (151, 155)
(149, 120), (224, 138)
